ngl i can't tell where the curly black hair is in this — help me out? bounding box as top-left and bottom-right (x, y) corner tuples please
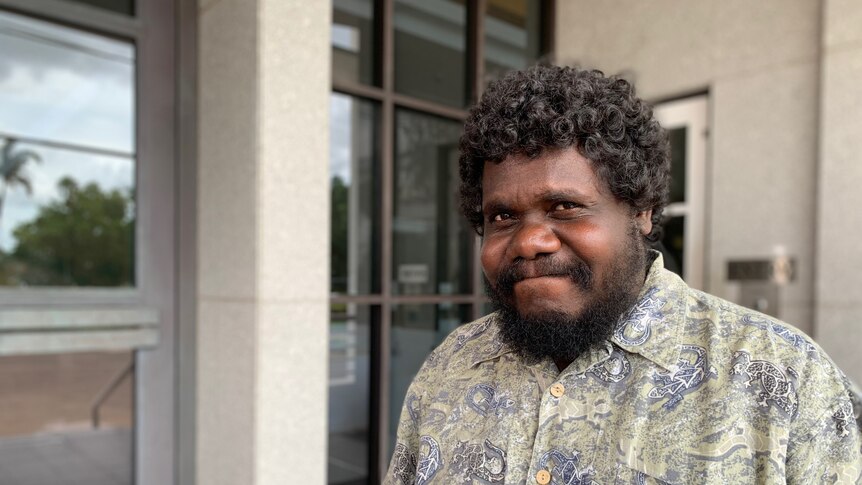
(458, 65), (670, 242)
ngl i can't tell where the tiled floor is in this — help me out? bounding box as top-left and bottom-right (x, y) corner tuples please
(0, 428), (131, 485)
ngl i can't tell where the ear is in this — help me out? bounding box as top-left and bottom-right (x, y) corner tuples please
(635, 209), (653, 236)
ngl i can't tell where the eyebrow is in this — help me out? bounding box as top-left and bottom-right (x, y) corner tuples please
(482, 188), (595, 214)
(534, 189), (592, 203)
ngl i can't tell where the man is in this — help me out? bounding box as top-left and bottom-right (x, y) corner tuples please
(385, 66), (861, 484)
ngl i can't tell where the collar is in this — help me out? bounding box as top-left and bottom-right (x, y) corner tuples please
(610, 251), (686, 372)
(472, 250), (687, 372)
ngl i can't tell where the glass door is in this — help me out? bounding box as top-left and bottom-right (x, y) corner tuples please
(653, 96), (708, 289)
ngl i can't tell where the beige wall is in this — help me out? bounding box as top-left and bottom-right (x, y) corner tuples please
(556, 1), (821, 336)
(197, 0), (331, 483)
(556, 0), (862, 382)
(816, 0), (862, 379)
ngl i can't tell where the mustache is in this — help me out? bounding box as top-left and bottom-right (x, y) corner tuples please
(494, 256), (594, 294)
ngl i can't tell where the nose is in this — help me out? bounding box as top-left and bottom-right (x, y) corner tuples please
(511, 220), (561, 260)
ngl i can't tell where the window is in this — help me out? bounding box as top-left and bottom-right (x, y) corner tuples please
(0, 11), (135, 288)
(0, 0), (178, 483)
(653, 96), (708, 289)
(328, 1), (551, 482)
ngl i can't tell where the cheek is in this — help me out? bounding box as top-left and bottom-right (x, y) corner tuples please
(560, 224), (616, 262)
(480, 238), (506, 280)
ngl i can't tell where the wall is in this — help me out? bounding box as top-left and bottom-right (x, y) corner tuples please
(815, 0), (862, 379)
(197, 0), (331, 483)
(555, 0), (822, 336)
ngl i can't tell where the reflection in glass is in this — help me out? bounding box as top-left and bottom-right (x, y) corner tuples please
(0, 11), (135, 153)
(388, 303), (471, 457)
(393, 109), (470, 296)
(0, 351), (134, 484)
(662, 215), (685, 277)
(484, 0), (542, 82)
(332, 0), (376, 86)
(668, 127), (687, 204)
(328, 304), (375, 485)
(0, 142), (135, 286)
(330, 94), (380, 295)
(394, 0), (466, 107)
(0, 11), (136, 287)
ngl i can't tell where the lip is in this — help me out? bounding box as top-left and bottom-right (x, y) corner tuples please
(514, 274), (569, 283)
(518, 273), (568, 280)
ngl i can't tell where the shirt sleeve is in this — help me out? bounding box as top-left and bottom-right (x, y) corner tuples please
(382, 392), (421, 485)
(382, 350), (438, 485)
(786, 392), (862, 484)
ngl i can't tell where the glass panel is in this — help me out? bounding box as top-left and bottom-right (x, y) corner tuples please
(61, 0), (134, 15)
(668, 127), (686, 204)
(331, 94), (380, 295)
(328, 304), (375, 485)
(0, 12), (135, 153)
(388, 303), (471, 457)
(0, 351), (134, 484)
(332, 0), (376, 86)
(394, 0), (467, 107)
(393, 109), (471, 296)
(0, 143), (135, 286)
(661, 215), (685, 277)
(0, 12), (136, 287)
(484, 0), (542, 81)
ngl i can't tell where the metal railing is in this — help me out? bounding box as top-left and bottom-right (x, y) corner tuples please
(90, 358), (134, 429)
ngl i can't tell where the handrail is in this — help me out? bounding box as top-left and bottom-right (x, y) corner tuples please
(90, 358), (134, 429)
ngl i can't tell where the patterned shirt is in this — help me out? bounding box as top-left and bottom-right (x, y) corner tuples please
(385, 254), (862, 484)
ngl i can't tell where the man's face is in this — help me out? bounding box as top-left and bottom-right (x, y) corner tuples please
(480, 147), (652, 362)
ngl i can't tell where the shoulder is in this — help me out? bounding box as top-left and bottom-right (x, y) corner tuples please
(421, 313), (501, 371)
(683, 286), (853, 424)
(684, 286), (819, 361)
(407, 313), (502, 388)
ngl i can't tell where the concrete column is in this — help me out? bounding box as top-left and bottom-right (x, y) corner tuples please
(197, 0), (330, 483)
(815, 0), (862, 382)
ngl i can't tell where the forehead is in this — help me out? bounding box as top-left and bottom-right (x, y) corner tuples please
(481, 147), (608, 203)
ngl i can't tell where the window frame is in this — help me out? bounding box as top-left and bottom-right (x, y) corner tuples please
(0, 1), (179, 483)
(330, 0), (555, 480)
(0, 2), (143, 305)
(653, 95), (709, 291)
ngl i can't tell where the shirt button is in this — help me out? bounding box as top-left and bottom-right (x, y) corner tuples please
(536, 469), (551, 484)
(549, 383), (565, 398)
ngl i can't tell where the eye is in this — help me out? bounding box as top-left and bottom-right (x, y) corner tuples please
(490, 212), (512, 222)
(552, 201), (579, 211)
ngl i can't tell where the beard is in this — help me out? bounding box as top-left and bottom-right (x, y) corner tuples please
(486, 225), (648, 365)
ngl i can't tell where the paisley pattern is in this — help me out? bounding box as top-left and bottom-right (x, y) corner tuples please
(453, 318), (492, 353)
(741, 314), (819, 355)
(834, 399), (855, 438)
(539, 449), (598, 485)
(406, 393), (421, 425)
(452, 439), (507, 483)
(416, 435), (442, 485)
(614, 287), (665, 346)
(392, 443), (417, 485)
(647, 344), (717, 410)
(584, 348), (631, 384)
(384, 253), (862, 484)
(465, 383), (515, 417)
(731, 350), (799, 418)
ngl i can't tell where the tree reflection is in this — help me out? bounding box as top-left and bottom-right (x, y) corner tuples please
(0, 138), (40, 233)
(0, 177), (134, 286)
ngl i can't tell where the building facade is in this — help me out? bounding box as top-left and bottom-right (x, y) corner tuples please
(0, 0), (860, 484)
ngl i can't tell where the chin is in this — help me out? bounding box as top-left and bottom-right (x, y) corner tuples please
(515, 295), (582, 317)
